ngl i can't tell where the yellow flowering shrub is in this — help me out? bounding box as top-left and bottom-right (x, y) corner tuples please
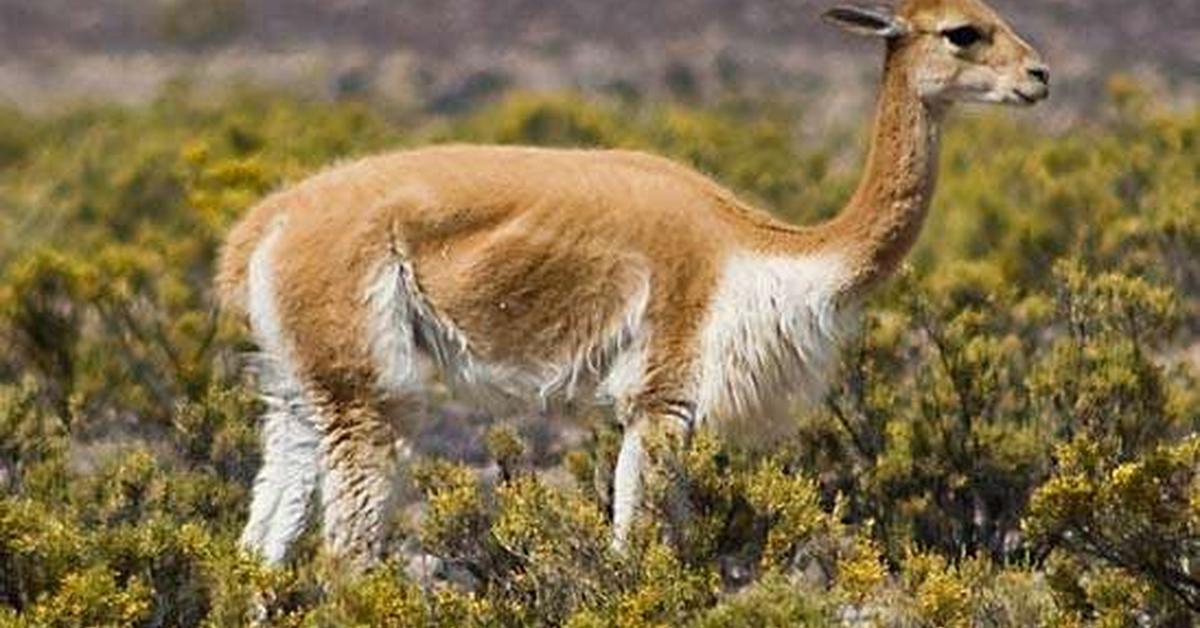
(0, 82), (1195, 624)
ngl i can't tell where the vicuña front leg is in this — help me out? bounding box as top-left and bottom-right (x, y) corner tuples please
(611, 398), (696, 549)
(316, 399), (400, 570)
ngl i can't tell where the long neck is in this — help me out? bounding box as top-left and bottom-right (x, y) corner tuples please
(813, 44), (944, 296)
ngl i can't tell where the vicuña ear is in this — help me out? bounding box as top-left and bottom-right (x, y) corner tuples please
(822, 4), (909, 38)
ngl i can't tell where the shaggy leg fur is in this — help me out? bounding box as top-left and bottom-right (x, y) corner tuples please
(316, 401), (400, 570)
(240, 389), (321, 565)
(241, 222), (325, 565)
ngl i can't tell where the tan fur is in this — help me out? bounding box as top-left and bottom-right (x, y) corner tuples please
(222, 148), (745, 400)
(220, 0), (1047, 566)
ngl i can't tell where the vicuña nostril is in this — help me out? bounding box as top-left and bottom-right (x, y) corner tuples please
(1027, 67), (1050, 85)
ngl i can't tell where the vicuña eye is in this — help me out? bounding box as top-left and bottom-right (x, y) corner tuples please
(942, 25), (983, 47)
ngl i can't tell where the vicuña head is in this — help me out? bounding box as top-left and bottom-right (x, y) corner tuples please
(825, 0), (1049, 106)
(218, 0), (1047, 569)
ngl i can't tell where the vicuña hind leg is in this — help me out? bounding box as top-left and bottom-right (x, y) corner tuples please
(314, 396), (402, 570)
(240, 382), (321, 565)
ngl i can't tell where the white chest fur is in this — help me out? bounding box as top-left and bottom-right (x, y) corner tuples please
(695, 252), (857, 435)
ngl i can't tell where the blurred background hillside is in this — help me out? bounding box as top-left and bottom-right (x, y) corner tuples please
(2, 0), (1197, 116)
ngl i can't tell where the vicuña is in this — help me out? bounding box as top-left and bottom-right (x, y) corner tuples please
(218, 0), (1049, 568)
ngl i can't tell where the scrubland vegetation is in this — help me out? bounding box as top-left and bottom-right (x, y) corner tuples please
(0, 81), (1197, 625)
